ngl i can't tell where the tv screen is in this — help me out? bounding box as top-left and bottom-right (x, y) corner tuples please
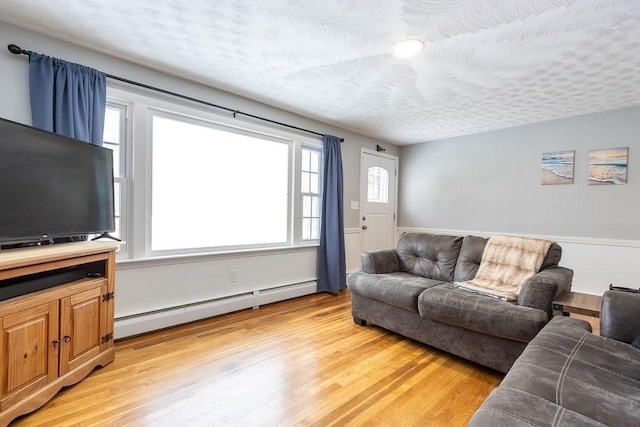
(0, 117), (115, 245)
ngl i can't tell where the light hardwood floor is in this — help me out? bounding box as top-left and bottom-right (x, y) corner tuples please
(12, 291), (502, 426)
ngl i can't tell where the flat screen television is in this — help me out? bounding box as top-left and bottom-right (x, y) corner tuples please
(0, 117), (115, 246)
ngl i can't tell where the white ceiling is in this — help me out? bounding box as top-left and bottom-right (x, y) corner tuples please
(1, 0), (639, 145)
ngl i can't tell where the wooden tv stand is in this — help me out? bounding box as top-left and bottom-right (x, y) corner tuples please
(0, 242), (118, 426)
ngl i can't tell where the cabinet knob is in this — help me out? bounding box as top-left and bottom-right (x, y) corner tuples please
(64, 336), (71, 343)
(52, 340), (59, 348)
(362, 225), (368, 230)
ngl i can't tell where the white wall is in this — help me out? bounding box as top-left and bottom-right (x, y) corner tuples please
(0, 22), (399, 336)
(399, 106), (640, 295)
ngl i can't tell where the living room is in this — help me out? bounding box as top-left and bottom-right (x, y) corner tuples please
(0, 1), (638, 425)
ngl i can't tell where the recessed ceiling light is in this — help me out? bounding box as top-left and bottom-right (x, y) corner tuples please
(392, 39), (425, 58)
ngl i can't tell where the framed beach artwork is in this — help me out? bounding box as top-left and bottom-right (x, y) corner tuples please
(588, 147), (628, 185)
(542, 150), (574, 185)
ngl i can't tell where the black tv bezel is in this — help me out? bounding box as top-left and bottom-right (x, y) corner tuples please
(0, 117), (116, 246)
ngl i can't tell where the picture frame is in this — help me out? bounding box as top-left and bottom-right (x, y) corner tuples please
(542, 150), (574, 185)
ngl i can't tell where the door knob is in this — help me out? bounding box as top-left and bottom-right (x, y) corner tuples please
(362, 225), (368, 230)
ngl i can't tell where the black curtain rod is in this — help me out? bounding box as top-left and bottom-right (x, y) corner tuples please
(7, 44), (344, 142)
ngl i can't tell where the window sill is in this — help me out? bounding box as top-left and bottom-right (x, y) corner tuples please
(116, 244), (319, 269)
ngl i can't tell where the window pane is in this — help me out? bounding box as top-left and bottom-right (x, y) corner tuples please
(103, 108), (121, 144)
(302, 149), (310, 171)
(311, 196), (320, 217)
(311, 219), (320, 240)
(301, 172), (310, 193)
(114, 182), (121, 216)
(303, 196), (312, 217)
(151, 115), (289, 251)
(302, 218), (311, 240)
(367, 167), (389, 203)
(310, 173), (319, 194)
(113, 217), (121, 240)
(310, 151), (320, 173)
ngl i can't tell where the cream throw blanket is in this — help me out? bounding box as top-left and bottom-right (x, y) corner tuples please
(455, 236), (553, 301)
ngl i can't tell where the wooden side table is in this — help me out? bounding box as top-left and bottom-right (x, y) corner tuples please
(552, 291), (602, 318)
(552, 291), (603, 335)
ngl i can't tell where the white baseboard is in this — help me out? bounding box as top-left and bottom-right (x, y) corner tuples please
(253, 281), (317, 306)
(115, 281), (317, 339)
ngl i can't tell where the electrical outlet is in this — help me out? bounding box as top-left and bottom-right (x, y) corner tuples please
(230, 269), (238, 282)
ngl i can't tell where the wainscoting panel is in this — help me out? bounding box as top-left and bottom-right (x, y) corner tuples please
(345, 228), (362, 273)
(397, 227), (640, 296)
(115, 281), (318, 338)
(114, 247), (318, 338)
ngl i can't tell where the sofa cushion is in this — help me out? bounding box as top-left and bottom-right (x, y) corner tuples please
(348, 272), (446, 312)
(452, 237), (562, 282)
(418, 284), (548, 342)
(498, 316), (640, 426)
(469, 387), (607, 426)
(453, 235), (487, 282)
(396, 233), (463, 281)
(541, 242), (562, 270)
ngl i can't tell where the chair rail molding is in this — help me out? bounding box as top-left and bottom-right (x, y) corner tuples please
(396, 227), (640, 248)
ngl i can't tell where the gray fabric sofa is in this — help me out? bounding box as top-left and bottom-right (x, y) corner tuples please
(348, 232), (573, 373)
(469, 290), (640, 426)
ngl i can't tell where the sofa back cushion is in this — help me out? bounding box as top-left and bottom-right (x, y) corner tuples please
(397, 233), (463, 281)
(453, 235), (488, 282)
(541, 243), (562, 270)
(453, 235), (563, 282)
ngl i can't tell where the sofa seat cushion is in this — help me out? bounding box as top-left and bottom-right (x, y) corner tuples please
(348, 272), (446, 312)
(418, 284), (548, 342)
(498, 316), (640, 426)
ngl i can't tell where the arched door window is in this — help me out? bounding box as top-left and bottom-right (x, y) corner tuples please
(367, 167), (389, 203)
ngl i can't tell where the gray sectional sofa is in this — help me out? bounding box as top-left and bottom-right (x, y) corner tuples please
(348, 232), (573, 373)
(469, 290), (640, 426)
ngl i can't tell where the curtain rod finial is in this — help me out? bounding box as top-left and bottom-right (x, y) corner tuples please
(340, 138), (344, 142)
(7, 44), (28, 55)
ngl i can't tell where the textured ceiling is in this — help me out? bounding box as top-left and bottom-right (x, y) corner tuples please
(1, 0), (639, 145)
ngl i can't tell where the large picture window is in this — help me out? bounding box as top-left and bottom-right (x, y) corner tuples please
(151, 113), (290, 252)
(106, 87), (321, 258)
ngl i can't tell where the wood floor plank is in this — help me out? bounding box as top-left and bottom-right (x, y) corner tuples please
(11, 291), (502, 426)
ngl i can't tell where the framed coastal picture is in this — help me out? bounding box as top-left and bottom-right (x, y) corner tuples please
(542, 150), (574, 185)
(588, 147), (628, 185)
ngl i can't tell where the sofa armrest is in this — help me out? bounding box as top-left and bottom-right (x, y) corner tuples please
(360, 250), (400, 274)
(517, 267), (574, 318)
(600, 290), (640, 344)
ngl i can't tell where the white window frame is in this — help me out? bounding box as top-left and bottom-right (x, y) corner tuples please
(147, 109), (294, 256)
(299, 145), (323, 242)
(103, 99), (132, 258)
(106, 85), (323, 259)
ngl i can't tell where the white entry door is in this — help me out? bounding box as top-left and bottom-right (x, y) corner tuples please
(360, 150), (398, 252)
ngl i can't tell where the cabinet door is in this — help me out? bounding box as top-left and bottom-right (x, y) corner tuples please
(59, 285), (106, 375)
(0, 301), (59, 410)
